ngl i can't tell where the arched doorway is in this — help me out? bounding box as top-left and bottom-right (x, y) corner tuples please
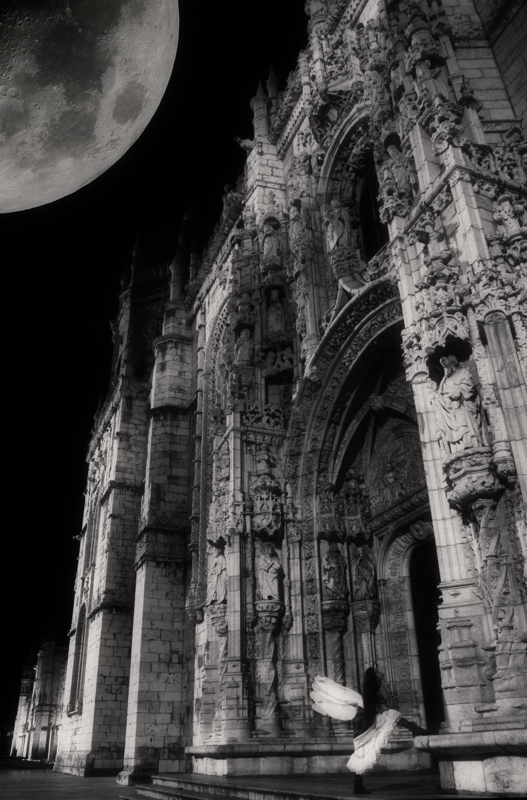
(410, 540), (444, 734)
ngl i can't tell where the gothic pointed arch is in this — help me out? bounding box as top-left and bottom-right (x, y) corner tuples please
(284, 280), (437, 737)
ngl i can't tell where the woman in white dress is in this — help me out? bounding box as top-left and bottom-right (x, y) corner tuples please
(311, 668), (429, 795)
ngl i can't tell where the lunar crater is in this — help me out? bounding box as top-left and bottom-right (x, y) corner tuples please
(0, 0), (178, 212)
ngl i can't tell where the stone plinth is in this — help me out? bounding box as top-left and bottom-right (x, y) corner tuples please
(415, 731), (527, 795)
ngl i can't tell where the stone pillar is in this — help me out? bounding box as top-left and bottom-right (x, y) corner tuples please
(118, 267), (193, 783)
(254, 600), (284, 735)
(222, 527), (253, 742)
(280, 515), (312, 734)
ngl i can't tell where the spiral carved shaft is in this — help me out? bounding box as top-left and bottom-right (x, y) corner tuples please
(332, 630), (346, 685)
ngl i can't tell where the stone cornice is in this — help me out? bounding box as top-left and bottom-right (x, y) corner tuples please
(415, 730), (527, 756)
(405, 163), (527, 236)
(154, 332), (193, 349)
(98, 479), (143, 506)
(87, 601), (132, 620)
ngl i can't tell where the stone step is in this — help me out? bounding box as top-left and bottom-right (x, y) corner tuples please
(150, 774), (352, 800)
(143, 770), (449, 800)
(129, 787), (238, 800)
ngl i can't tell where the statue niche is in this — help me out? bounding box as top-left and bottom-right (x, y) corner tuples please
(205, 540), (227, 606)
(435, 355), (489, 455)
(322, 542), (349, 601)
(234, 328), (254, 366)
(350, 546), (377, 601)
(257, 541), (282, 602)
(266, 289), (286, 334)
(259, 217), (283, 283)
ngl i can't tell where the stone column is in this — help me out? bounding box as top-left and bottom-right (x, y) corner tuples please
(322, 599), (351, 736)
(280, 513), (312, 734)
(222, 525), (253, 742)
(254, 600), (284, 735)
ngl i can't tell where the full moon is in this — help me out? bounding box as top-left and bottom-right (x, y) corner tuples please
(0, 1), (179, 213)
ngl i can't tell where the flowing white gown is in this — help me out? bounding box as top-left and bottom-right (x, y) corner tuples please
(310, 675), (401, 774)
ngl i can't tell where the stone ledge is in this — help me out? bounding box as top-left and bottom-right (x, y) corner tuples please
(186, 738), (356, 758)
(414, 729), (527, 756)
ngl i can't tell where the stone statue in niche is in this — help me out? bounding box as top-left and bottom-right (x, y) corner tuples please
(325, 197), (352, 252)
(415, 61), (450, 107)
(385, 143), (418, 196)
(257, 542), (282, 601)
(234, 329), (254, 366)
(380, 461), (406, 506)
(205, 541), (227, 605)
(322, 542), (348, 600)
(267, 289), (285, 333)
(435, 355), (489, 454)
(288, 203), (303, 251)
(262, 222), (281, 260)
(351, 546), (377, 601)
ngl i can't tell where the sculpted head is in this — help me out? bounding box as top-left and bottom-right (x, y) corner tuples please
(440, 354), (459, 376)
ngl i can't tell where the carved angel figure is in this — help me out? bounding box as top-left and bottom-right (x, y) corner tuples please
(435, 355), (489, 454)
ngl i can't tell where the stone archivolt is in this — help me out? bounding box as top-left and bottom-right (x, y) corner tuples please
(48, 0), (527, 792)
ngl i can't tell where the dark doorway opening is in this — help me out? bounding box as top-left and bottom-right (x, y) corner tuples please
(410, 540), (444, 734)
(359, 166), (389, 262)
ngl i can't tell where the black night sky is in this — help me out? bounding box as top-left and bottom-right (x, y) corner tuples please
(0, 0), (307, 740)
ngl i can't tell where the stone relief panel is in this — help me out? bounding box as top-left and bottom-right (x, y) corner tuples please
(367, 423), (426, 519)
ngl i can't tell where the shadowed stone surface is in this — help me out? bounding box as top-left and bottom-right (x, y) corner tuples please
(0, 0), (178, 212)
(0, 769), (135, 799)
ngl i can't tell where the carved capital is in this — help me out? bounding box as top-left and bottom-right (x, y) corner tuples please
(322, 599), (350, 631)
(255, 599), (284, 633)
(352, 599), (381, 633)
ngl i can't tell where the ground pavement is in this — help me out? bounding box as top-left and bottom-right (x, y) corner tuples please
(0, 769), (504, 800)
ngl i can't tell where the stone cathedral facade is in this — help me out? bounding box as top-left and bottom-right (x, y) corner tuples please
(54, 0), (526, 794)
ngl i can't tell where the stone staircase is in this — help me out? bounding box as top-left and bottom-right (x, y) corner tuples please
(119, 773), (353, 800)
(119, 769), (445, 800)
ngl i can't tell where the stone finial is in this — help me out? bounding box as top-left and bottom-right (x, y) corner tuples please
(250, 80), (269, 140)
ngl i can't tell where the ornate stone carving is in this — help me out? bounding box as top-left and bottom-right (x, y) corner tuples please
(317, 478), (345, 536)
(266, 289), (286, 333)
(242, 401), (287, 430)
(205, 540), (227, 606)
(255, 596), (284, 734)
(379, 139), (418, 222)
(443, 448), (502, 511)
(250, 449), (282, 535)
(325, 196), (353, 252)
(263, 346), (294, 375)
(322, 542), (349, 601)
(368, 432), (425, 517)
(256, 541), (282, 601)
(351, 546), (377, 601)
(234, 328), (254, 366)
(435, 355), (490, 456)
(468, 494), (527, 694)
